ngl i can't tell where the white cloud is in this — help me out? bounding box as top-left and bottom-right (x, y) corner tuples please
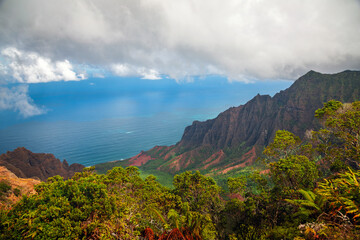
(1, 47), (86, 83)
(140, 69), (161, 80)
(0, 63), (7, 75)
(0, 85), (46, 117)
(0, 0), (359, 80)
(111, 64), (161, 80)
(111, 64), (132, 77)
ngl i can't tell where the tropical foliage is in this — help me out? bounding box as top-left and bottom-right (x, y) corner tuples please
(1, 100), (360, 239)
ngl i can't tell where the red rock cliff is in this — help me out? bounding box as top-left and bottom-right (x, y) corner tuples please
(0, 147), (84, 181)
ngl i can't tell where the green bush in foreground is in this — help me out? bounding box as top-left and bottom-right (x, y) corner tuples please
(0, 167), (180, 239)
(0, 168), (223, 239)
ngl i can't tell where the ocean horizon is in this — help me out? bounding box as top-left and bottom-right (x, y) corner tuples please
(0, 76), (292, 166)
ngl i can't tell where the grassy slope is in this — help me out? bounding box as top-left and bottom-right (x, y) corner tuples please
(95, 160), (175, 188)
(138, 169), (174, 188)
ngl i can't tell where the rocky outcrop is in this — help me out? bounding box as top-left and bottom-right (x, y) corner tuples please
(0, 166), (40, 207)
(0, 147), (85, 181)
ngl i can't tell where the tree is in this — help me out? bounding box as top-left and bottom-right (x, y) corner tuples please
(173, 171), (223, 239)
(263, 130), (302, 161)
(313, 100), (360, 171)
(263, 130), (319, 192)
(269, 155), (318, 191)
(173, 171), (223, 215)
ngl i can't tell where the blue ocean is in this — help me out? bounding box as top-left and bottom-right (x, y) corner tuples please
(0, 76), (291, 166)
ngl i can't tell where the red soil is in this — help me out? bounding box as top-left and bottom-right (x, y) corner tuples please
(166, 155), (184, 172)
(202, 150), (225, 170)
(128, 151), (153, 166)
(220, 146), (257, 174)
(162, 151), (192, 172)
(259, 169), (270, 174)
(159, 148), (206, 172)
(151, 146), (164, 155)
(228, 193), (245, 201)
(164, 150), (176, 161)
(152, 145), (174, 158)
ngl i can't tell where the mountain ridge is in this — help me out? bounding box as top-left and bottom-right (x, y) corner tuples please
(96, 70), (360, 176)
(179, 70), (360, 150)
(0, 147), (85, 181)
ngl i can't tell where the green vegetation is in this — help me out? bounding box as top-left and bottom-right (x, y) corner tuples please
(139, 169), (174, 188)
(0, 167), (222, 239)
(94, 160), (128, 174)
(1, 100), (360, 239)
(13, 188), (21, 197)
(0, 180), (11, 199)
(0, 181), (22, 201)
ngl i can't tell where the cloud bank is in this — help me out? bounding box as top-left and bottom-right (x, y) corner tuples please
(0, 0), (359, 81)
(111, 64), (161, 80)
(1, 47), (86, 83)
(0, 0), (360, 118)
(0, 85), (46, 117)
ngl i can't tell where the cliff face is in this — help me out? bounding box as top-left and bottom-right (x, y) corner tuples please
(0, 147), (85, 181)
(97, 70), (360, 175)
(179, 70), (360, 150)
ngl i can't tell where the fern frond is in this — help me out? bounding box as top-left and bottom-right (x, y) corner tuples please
(298, 189), (316, 202)
(150, 207), (167, 225)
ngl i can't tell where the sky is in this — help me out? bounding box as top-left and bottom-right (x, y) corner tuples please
(0, 0), (360, 117)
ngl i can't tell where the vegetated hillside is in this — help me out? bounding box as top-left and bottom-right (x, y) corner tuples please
(0, 166), (40, 207)
(96, 70), (360, 176)
(0, 147), (85, 181)
(2, 100), (360, 239)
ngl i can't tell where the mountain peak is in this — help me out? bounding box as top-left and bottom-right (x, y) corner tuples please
(305, 70), (320, 75)
(296, 70), (322, 81)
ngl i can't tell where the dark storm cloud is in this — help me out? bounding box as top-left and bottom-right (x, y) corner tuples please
(0, 0), (359, 81)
